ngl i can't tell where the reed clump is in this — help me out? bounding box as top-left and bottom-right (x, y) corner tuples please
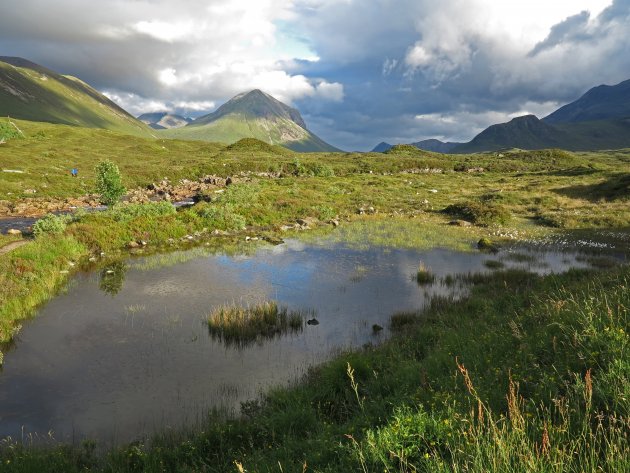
(207, 301), (307, 347)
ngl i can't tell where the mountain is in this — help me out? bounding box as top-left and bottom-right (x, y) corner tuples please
(372, 142), (393, 152)
(138, 112), (192, 130)
(453, 115), (568, 153)
(411, 139), (462, 153)
(453, 79), (630, 153)
(0, 57), (152, 137)
(372, 139), (461, 153)
(544, 79), (630, 124)
(161, 89), (340, 152)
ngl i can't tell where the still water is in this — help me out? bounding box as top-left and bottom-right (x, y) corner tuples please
(0, 238), (610, 445)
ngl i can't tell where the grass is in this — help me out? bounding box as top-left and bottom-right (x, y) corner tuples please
(207, 301), (308, 348)
(0, 121), (629, 470)
(2, 266), (627, 472)
(416, 262), (436, 285)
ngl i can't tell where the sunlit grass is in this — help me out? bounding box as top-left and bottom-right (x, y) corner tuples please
(207, 301), (309, 347)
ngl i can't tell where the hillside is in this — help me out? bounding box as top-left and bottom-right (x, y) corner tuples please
(161, 89), (340, 152)
(544, 78), (630, 124)
(138, 112), (192, 130)
(0, 57), (152, 137)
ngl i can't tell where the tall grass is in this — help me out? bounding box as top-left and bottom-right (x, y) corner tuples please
(207, 301), (308, 347)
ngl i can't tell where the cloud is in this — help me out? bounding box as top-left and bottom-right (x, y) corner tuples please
(0, 0), (628, 150)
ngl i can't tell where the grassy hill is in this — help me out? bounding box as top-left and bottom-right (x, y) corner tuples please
(0, 57), (152, 137)
(161, 89), (340, 152)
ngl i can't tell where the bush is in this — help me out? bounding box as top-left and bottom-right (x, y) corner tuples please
(32, 214), (71, 237)
(108, 202), (176, 222)
(95, 160), (125, 206)
(442, 201), (511, 226)
(195, 203), (246, 231)
(0, 121), (24, 141)
(288, 159), (335, 177)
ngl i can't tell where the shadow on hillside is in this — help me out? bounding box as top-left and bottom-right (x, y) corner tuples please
(554, 173), (630, 201)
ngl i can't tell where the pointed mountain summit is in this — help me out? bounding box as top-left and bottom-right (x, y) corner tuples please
(138, 112), (192, 130)
(0, 57), (151, 137)
(162, 89), (340, 152)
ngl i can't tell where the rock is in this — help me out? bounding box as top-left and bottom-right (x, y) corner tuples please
(296, 217), (319, 228)
(306, 318), (320, 326)
(226, 177), (233, 186)
(330, 219), (340, 227)
(428, 189), (438, 193)
(477, 238), (498, 252)
(449, 220), (473, 227)
(6, 228), (22, 236)
(372, 324), (384, 333)
(280, 225), (294, 232)
(367, 206), (376, 214)
(127, 241), (140, 249)
(357, 207), (365, 215)
(421, 199), (430, 205)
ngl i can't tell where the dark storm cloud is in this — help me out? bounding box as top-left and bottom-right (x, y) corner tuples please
(1, 0), (629, 150)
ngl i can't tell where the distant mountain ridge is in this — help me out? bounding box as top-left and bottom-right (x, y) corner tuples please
(162, 89), (339, 152)
(372, 139), (462, 153)
(453, 79), (630, 152)
(138, 112), (192, 130)
(376, 78), (630, 154)
(0, 57), (152, 137)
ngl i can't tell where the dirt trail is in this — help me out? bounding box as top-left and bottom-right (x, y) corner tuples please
(0, 240), (28, 255)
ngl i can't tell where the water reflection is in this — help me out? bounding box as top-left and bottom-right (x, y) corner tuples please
(99, 261), (127, 296)
(0, 238), (617, 445)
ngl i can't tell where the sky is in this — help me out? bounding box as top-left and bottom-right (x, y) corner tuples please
(1, 0), (629, 150)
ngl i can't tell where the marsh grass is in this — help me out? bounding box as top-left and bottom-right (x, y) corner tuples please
(390, 311), (419, 330)
(416, 262), (436, 285)
(207, 301), (308, 347)
(483, 259), (505, 269)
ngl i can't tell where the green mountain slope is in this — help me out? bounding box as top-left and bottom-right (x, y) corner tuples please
(544, 79), (630, 124)
(0, 57), (152, 137)
(161, 89), (340, 152)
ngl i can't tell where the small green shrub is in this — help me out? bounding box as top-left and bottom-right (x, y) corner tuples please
(195, 203), (246, 231)
(32, 214), (71, 237)
(0, 121), (23, 141)
(95, 160), (125, 207)
(443, 201), (511, 226)
(314, 205), (336, 221)
(109, 202), (176, 222)
(288, 159), (335, 177)
(220, 183), (260, 207)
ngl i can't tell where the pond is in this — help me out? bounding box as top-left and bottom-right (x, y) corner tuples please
(0, 235), (622, 446)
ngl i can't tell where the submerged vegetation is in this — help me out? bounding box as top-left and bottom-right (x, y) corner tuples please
(207, 301), (307, 347)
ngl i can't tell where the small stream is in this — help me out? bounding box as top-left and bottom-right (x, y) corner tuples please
(0, 235), (624, 446)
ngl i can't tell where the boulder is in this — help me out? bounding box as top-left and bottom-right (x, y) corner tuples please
(7, 228), (22, 236)
(449, 220), (473, 227)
